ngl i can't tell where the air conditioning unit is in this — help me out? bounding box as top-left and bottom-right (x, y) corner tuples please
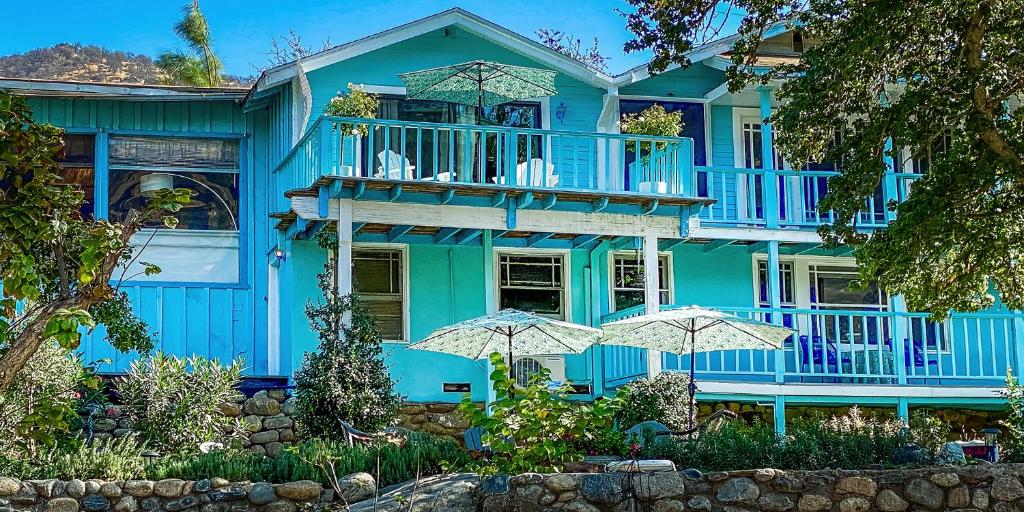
(508, 355), (566, 388)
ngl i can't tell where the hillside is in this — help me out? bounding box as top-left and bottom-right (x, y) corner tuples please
(0, 43), (253, 85)
(0, 43), (165, 84)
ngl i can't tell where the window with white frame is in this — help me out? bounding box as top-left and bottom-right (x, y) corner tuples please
(498, 253), (566, 319)
(909, 132), (953, 174)
(610, 252), (670, 312)
(756, 260), (795, 307)
(353, 249), (405, 341)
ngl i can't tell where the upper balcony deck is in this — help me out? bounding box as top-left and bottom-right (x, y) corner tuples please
(273, 116), (921, 237)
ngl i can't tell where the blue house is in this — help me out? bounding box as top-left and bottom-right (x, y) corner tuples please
(8, 8), (1015, 432)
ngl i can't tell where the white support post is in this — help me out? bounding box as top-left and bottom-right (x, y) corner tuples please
(643, 233), (662, 377)
(337, 199), (354, 327)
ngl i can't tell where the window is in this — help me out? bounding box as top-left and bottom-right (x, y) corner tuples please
(108, 136), (240, 231)
(910, 132), (953, 173)
(756, 260), (795, 307)
(808, 265), (887, 310)
(56, 134), (96, 219)
(498, 253), (566, 319)
(792, 32), (804, 53)
(353, 249), (405, 341)
(611, 253), (670, 311)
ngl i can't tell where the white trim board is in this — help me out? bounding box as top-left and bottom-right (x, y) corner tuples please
(352, 242), (412, 343)
(256, 8), (614, 92)
(291, 197), (688, 239)
(696, 380), (1005, 399)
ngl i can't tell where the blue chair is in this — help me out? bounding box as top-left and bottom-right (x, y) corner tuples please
(882, 338), (941, 383)
(798, 335), (841, 382)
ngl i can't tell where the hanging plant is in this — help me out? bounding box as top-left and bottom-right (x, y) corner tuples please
(325, 83), (380, 136)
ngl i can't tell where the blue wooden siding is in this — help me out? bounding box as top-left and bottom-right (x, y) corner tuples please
(25, 97), (266, 375)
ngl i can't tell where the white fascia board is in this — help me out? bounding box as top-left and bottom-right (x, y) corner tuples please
(689, 225), (823, 244)
(290, 197), (685, 239)
(0, 80), (245, 101)
(257, 9), (614, 92)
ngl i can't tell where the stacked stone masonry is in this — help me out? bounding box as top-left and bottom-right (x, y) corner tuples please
(0, 478), (329, 512)
(480, 464), (1024, 512)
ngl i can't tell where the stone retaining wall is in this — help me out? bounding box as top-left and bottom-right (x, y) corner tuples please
(482, 464), (1024, 512)
(0, 478), (328, 512)
(395, 403), (470, 444)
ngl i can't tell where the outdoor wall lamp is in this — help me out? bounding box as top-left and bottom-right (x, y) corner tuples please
(274, 247), (287, 263)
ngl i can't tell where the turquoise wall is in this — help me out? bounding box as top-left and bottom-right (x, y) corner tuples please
(25, 97), (268, 375)
(619, 64), (726, 99)
(281, 236), (759, 402)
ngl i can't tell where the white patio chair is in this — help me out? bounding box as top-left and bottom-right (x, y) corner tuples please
(375, 150), (416, 180)
(492, 158), (559, 188)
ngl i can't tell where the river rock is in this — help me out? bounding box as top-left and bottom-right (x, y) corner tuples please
(717, 477), (759, 505)
(904, 478), (943, 510)
(337, 473), (375, 503)
(275, 481), (321, 501)
(875, 489), (908, 512)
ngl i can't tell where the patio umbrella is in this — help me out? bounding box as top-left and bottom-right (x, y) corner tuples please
(407, 309), (601, 378)
(601, 306), (794, 428)
(399, 60), (557, 109)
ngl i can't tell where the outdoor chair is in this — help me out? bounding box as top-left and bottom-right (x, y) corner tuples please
(338, 418), (376, 447)
(492, 158), (558, 187)
(463, 426), (489, 458)
(883, 337), (941, 383)
(375, 150), (416, 180)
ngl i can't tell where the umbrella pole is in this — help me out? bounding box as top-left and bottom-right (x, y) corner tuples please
(688, 319), (698, 433)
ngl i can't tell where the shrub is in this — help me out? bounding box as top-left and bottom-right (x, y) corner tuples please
(1001, 369), (1024, 461)
(325, 84), (380, 136)
(908, 409), (952, 460)
(459, 353), (623, 474)
(117, 352), (244, 453)
(294, 230), (401, 437)
(0, 436), (148, 480)
(0, 342), (101, 456)
(644, 407), (908, 471)
(616, 372), (695, 430)
(148, 432), (468, 488)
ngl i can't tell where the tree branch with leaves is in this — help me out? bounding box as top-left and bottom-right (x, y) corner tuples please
(622, 0), (1024, 318)
(0, 92), (191, 391)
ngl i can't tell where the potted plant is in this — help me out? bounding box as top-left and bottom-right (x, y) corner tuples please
(619, 104), (684, 194)
(325, 84), (381, 173)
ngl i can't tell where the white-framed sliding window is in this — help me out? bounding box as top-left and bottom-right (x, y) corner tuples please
(352, 243), (410, 342)
(495, 250), (570, 320)
(607, 251), (673, 312)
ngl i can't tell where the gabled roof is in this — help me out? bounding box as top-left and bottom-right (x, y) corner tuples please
(612, 19), (796, 86)
(0, 77), (247, 101)
(252, 8), (615, 94)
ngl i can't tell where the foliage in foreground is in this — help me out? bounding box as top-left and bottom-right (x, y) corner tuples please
(0, 436), (149, 481)
(459, 353), (624, 474)
(294, 229), (401, 438)
(0, 342), (100, 457)
(0, 91), (189, 393)
(117, 352), (244, 453)
(1001, 370), (1024, 462)
(148, 433), (468, 488)
(616, 372), (695, 431)
(643, 407), (949, 471)
(621, 0), (1024, 318)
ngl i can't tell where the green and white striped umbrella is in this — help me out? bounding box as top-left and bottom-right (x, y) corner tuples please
(399, 60), (558, 108)
(407, 309), (600, 362)
(600, 306), (793, 355)
(602, 306), (793, 429)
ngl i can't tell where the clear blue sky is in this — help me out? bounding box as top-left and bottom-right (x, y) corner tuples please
(0, 0), (669, 77)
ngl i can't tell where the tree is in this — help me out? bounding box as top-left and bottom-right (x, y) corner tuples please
(0, 92), (190, 391)
(622, 0), (1024, 318)
(157, 0), (224, 87)
(264, 29), (333, 68)
(293, 227), (402, 437)
(536, 29), (610, 72)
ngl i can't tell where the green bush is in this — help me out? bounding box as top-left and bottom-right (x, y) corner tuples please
(294, 231), (402, 437)
(0, 342), (101, 456)
(615, 372), (695, 430)
(1001, 370), (1024, 462)
(325, 84), (380, 136)
(116, 352), (244, 453)
(0, 436), (148, 480)
(148, 432), (468, 488)
(644, 407), (909, 471)
(459, 353), (623, 474)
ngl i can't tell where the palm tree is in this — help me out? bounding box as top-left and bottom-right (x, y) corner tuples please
(156, 0), (224, 87)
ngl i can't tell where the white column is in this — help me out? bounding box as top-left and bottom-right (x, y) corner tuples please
(337, 199), (354, 326)
(643, 233), (662, 377)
